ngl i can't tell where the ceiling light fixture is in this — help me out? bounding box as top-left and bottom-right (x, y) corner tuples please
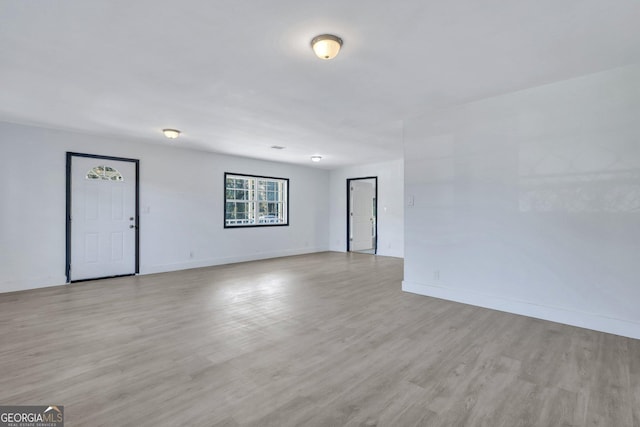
(311, 155), (322, 162)
(311, 34), (343, 60)
(271, 145), (286, 150)
(162, 128), (181, 139)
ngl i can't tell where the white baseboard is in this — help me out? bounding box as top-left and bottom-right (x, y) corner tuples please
(402, 280), (640, 340)
(141, 247), (329, 275)
(0, 249), (329, 294)
(0, 276), (68, 294)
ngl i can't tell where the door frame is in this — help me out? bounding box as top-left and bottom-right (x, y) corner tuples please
(346, 176), (378, 254)
(66, 152), (140, 283)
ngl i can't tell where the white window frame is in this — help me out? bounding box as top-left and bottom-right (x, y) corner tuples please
(224, 173), (289, 228)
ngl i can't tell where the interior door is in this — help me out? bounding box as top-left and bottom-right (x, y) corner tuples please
(350, 180), (376, 252)
(69, 155), (137, 281)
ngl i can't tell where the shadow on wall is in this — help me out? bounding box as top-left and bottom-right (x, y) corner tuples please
(518, 144), (640, 213)
(519, 169), (640, 213)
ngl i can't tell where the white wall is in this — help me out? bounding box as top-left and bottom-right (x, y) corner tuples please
(403, 64), (640, 339)
(0, 122), (330, 293)
(329, 159), (404, 258)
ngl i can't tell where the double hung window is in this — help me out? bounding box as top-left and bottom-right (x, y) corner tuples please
(224, 173), (289, 227)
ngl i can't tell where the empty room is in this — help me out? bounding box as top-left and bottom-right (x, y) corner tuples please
(1, 1), (639, 426)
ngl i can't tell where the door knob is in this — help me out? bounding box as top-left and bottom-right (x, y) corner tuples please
(130, 224), (137, 229)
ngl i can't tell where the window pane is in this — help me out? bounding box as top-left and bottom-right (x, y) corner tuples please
(225, 202), (235, 219)
(86, 165), (124, 181)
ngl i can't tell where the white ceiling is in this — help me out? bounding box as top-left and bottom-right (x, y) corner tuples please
(1, 0), (639, 169)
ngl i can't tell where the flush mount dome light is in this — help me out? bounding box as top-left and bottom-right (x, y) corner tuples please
(162, 128), (181, 139)
(311, 34), (343, 60)
(311, 155), (322, 162)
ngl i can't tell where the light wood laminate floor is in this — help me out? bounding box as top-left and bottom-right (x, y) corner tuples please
(1, 252), (638, 426)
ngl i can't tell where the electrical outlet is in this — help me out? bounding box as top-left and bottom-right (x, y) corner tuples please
(434, 270), (440, 280)
(189, 251), (194, 259)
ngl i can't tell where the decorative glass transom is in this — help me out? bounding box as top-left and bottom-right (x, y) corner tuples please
(86, 165), (124, 181)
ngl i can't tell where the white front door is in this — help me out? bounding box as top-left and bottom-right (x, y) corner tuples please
(350, 180), (376, 252)
(70, 156), (137, 281)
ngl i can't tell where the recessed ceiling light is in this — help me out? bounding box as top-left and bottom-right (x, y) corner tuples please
(162, 129), (181, 139)
(311, 34), (343, 60)
(311, 155), (322, 162)
(271, 145), (286, 150)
